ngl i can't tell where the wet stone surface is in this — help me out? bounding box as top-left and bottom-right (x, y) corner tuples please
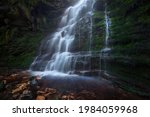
(0, 70), (148, 100)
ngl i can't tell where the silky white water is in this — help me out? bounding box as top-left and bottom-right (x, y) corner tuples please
(30, 0), (96, 76)
(101, 4), (111, 53)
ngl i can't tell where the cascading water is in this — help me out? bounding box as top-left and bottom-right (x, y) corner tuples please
(101, 3), (111, 54)
(30, 0), (96, 76)
(100, 3), (111, 74)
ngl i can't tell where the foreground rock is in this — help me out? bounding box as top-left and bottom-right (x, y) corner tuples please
(0, 70), (149, 100)
(0, 71), (31, 99)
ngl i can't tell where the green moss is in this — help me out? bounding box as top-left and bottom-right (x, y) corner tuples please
(107, 0), (150, 61)
(0, 31), (44, 69)
(92, 9), (105, 51)
(106, 59), (150, 96)
(102, 0), (150, 96)
(92, 35), (104, 51)
(93, 11), (104, 19)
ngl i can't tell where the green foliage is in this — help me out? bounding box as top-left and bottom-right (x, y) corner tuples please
(92, 9), (105, 51)
(107, 0), (150, 59)
(2, 32), (44, 68)
(105, 0), (150, 95)
(92, 34), (103, 51)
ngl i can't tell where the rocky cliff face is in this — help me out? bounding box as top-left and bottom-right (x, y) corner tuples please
(0, 0), (74, 34)
(93, 0), (150, 96)
(106, 0), (150, 79)
(0, 0), (76, 71)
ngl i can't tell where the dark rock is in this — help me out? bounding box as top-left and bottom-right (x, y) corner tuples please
(19, 90), (33, 100)
(0, 76), (4, 80)
(61, 93), (75, 100)
(94, 0), (105, 11)
(76, 90), (96, 100)
(12, 93), (20, 99)
(44, 88), (57, 94)
(0, 82), (5, 91)
(12, 83), (28, 94)
(36, 95), (45, 100)
(36, 88), (57, 100)
(37, 91), (45, 95)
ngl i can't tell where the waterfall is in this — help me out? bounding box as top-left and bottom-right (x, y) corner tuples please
(30, 0), (96, 76)
(101, 3), (111, 54)
(105, 8), (109, 48)
(100, 3), (111, 74)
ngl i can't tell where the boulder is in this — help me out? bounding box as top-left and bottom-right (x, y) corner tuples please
(36, 95), (45, 100)
(12, 83), (28, 94)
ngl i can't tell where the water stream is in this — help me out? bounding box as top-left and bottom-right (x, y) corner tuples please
(101, 3), (111, 54)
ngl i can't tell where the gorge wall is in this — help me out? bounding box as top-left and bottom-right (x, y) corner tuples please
(94, 0), (150, 96)
(0, 0), (75, 71)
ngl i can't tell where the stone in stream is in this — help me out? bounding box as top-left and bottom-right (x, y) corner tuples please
(29, 76), (42, 99)
(45, 89), (60, 100)
(12, 83), (28, 94)
(44, 88), (57, 94)
(19, 90), (33, 100)
(36, 95), (45, 100)
(76, 90), (96, 100)
(60, 90), (97, 100)
(37, 91), (45, 95)
(12, 93), (20, 99)
(36, 88), (57, 100)
(61, 93), (76, 100)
